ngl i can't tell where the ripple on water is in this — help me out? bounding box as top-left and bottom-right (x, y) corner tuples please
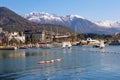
(1, 46), (120, 80)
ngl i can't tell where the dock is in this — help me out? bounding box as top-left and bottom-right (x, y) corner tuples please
(0, 46), (17, 50)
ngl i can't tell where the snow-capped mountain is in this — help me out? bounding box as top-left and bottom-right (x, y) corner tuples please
(24, 12), (120, 34)
(24, 12), (86, 26)
(24, 12), (63, 23)
(95, 20), (120, 28)
(24, 12), (100, 33)
(24, 12), (85, 21)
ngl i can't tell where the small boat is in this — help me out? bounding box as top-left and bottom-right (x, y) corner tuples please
(93, 41), (105, 49)
(62, 42), (72, 49)
(41, 43), (53, 49)
(19, 46), (28, 49)
(99, 42), (105, 49)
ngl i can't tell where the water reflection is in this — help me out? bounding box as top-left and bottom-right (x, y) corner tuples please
(0, 49), (59, 59)
(0, 46), (120, 80)
(0, 51), (25, 59)
(0, 48), (63, 76)
(63, 48), (72, 54)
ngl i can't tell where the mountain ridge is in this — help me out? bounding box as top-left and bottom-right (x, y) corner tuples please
(24, 12), (120, 34)
(0, 7), (75, 34)
(0, 7), (120, 34)
(0, 7), (40, 31)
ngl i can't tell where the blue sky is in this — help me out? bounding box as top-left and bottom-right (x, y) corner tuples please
(0, 0), (120, 21)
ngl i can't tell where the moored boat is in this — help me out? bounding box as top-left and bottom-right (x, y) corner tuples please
(99, 41), (105, 49)
(40, 42), (53, 49)
(19, 46), (28, 49)
(93, 41), (105, 49)
(62, 42), (72, 49)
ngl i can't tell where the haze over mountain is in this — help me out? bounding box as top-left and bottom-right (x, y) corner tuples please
(0, 7), (75, 34)
(24, 12), (120, 34)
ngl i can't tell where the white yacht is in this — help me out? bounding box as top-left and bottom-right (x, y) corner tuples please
(99, 41), (105, 49)
(62, 42), (72, 49)
(93, 41), (105, 49)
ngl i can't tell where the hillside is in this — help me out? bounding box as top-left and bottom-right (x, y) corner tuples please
(0, 7), (75, 34)
(0, 7), (40, 31)
(38, 24), (75, 34)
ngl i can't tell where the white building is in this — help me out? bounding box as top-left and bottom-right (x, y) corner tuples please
(8, 32), (25, 43)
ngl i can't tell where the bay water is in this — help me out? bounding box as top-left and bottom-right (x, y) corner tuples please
(0, 46), (120, 80)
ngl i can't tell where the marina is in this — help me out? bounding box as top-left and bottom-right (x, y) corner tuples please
(0, 46), (120, 80)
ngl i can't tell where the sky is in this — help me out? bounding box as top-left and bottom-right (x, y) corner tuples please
(0, 0), (120, 21)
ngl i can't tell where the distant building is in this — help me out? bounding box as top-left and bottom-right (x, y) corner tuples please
(0, 28), (5, 44)
(8, 32), (25, 43)
(109, 32), (120, 45)
(113, 32), (120, 40)
(0, 28), (3, 37)
(53, 34), (71, 42)
(24, 30), (46, 42)
(0, 28), (25, 44)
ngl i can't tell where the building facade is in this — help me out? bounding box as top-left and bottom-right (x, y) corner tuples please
(24, 30), (46, 43)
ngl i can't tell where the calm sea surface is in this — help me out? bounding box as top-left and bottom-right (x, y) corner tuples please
(0, 46), (120, 80)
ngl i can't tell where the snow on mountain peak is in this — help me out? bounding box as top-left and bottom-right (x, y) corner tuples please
(70, 15), (85, 19)
(24, 12), (85, 22)
(24, 12), (120, 29)
(24, 12), (63, 22)
(65, 15), (85, 20)
(95, 20), (120, 28)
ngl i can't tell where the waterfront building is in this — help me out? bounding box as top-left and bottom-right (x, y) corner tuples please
(0, 30), (25, 45)
(24, 30), (46, 43)
(0, 28), (4, 44)
(0, 33), (4, 44)
(53, 34), (71, 42)
(8, 32), (25, 43)
(113, 32), (120, 40)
